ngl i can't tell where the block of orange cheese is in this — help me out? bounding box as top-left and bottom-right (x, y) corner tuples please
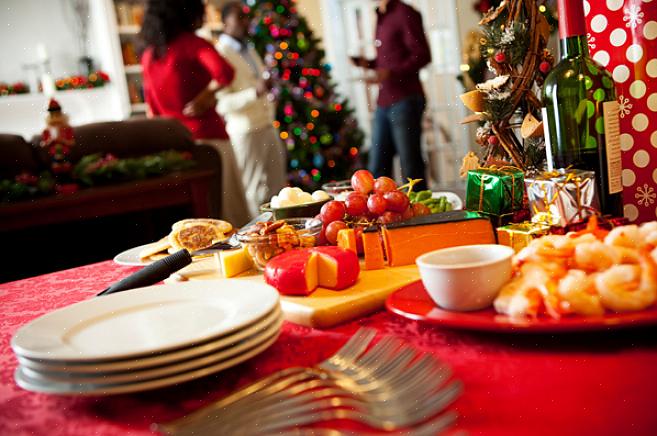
(337, 228), (358, 254)
(264, 246), (360, 295)
(381, 211), (495, 267)
(361, 230), (386, 270)
(311, 246), (360, 289)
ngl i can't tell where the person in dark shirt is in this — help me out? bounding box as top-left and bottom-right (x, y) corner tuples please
(352, 0), (431, 190)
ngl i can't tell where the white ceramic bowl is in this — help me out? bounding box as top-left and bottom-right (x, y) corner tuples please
(416, 244), (514, 311)
(432, 191), (463, 210)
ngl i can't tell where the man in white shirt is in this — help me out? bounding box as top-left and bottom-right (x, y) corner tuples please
(215, 1), (287, 216)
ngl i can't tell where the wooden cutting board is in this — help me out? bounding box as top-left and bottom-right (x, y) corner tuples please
(166, 256), (421, 328)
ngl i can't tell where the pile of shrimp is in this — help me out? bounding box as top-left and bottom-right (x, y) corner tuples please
(494, 221), (657, 318)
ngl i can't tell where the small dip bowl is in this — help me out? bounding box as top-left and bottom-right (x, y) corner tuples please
(416, 244), (514, 311)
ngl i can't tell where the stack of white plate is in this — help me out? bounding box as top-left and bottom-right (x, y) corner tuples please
(11, 280), (282, 395)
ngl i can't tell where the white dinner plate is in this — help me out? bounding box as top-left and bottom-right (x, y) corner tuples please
(17, 305), (282, 373)
(432, 191), (463, 210)
(113, 243), (158, 266)
(12, 280), (279, 361)
(19, 314), (282, 385)
(15, 328), (280, 396)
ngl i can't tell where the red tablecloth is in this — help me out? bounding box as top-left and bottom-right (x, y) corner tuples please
(1, 261), (657, 435)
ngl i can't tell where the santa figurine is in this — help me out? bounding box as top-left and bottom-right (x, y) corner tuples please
(40, 98), (78, 193)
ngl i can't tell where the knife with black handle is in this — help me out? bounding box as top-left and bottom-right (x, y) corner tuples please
(97, 249), (192, 296)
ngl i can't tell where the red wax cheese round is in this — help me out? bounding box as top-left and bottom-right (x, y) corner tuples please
(264, 246), (359, 295)
(311, 245), (360, 290)
(264, 249), (318, 296)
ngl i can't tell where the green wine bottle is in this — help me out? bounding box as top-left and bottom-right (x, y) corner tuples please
(542, 0), (623, 216)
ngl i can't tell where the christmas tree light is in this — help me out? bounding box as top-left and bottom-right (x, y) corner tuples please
(247, 0), (364, 190)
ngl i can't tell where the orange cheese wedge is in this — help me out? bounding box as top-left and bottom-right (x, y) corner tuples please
(337, 228), (358, 254)
(312, 246), (360, 290)
(381, 211), (496, 267)
(264, 246), (360, 295)
(362, 230), (386, 270)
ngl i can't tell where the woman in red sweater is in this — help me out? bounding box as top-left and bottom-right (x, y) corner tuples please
(140, 0), (250, 224)
(140, 0), (234, 140)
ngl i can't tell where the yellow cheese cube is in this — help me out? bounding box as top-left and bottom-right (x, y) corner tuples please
(219, 247), (253, 278)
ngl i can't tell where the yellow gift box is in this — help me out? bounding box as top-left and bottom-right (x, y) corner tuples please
(497, 222), (550, 253)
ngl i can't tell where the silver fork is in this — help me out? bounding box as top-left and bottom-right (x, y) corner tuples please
(173, 335), (444, 426)
(184, 363), (458, 434)
(158, 328), (377, 434)
(205, 379), (463, 435)
(271, 411), (460, 436)
(159, 329), (462, 435)
(169, 338), (461, 435)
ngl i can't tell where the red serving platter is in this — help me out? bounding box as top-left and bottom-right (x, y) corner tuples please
(386, 280), (657, 333)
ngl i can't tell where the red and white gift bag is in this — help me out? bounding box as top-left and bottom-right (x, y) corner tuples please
(584, 0), (657, 223)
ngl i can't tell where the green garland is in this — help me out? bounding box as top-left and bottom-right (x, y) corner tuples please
(73, 150), (196, 186)
(0, 172), (55, 202)
(1, 150), (196, 203)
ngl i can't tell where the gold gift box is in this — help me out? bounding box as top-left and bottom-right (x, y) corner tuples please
(497, 222), (550, 253)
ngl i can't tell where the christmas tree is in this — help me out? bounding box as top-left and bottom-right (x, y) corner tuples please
(246, 0), (364, 190)
(460, 0), (556, 171)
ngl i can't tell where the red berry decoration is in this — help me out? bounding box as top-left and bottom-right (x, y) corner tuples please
(494, 51), (507, 63)
(539, 61), (552, 74)
(487, 135), (499, 145)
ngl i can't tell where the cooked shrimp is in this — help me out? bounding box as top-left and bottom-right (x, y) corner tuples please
(569, 233), (598, 245)
(615, 246), (641, 264)
(515, 235), (575, 267)
(557, 269), (604, 316)
(638, 222), (657, 248)
(519, 263), (565, 318)
(594, 255), (657, 312)
(604, 225), (641, 249)
(573, 241), (620, 271)
(494, 279), (543, 318)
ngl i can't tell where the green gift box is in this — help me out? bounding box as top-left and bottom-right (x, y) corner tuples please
(465, 167), (524, 215)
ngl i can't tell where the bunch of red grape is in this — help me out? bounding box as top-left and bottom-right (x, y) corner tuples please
(317, 170), (431, 249)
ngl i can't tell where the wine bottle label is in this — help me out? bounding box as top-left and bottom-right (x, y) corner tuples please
(542, 107), (555, 172)
(603, 101), (622, 194)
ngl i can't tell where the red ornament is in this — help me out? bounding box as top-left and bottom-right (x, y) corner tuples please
(494, 51), (507, 63)
(487, 135), (499, 145)
(539, 61), (552, 74)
